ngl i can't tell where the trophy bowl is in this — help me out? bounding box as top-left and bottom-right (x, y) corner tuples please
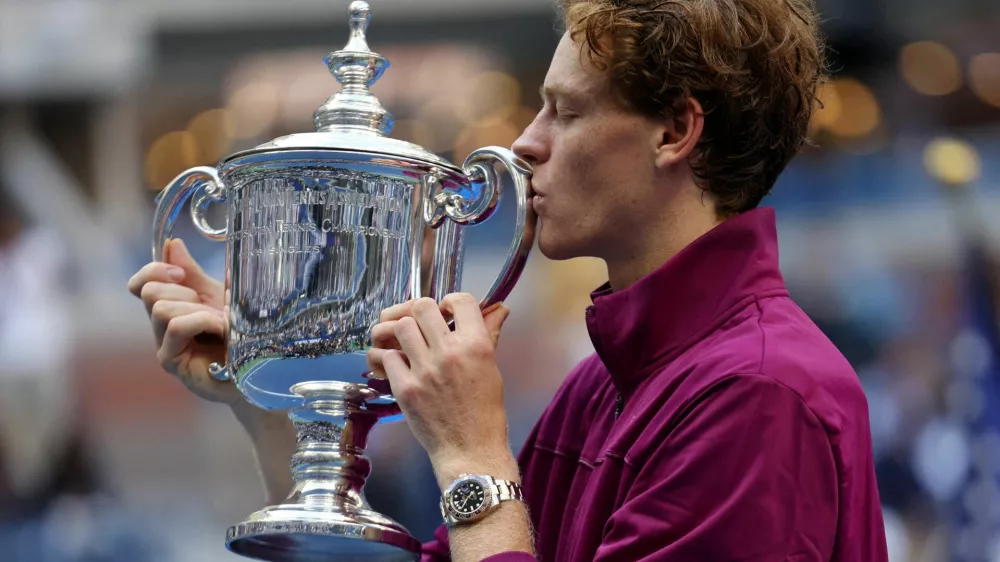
(149, 2), (535, 560)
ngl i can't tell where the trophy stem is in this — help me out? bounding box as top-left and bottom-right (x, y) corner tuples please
(285, 382), (379, 513)
(226, 381), (420, 561)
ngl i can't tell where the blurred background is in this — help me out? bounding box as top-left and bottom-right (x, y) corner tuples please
(0, 0), (999, 560)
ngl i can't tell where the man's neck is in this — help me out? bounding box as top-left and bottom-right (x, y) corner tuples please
(605, 208), (723, 291)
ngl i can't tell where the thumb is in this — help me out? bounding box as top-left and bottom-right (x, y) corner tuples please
(482, 303), (511, 347)
(165, 239), (222, 298)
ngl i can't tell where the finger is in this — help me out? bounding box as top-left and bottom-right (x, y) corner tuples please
(128, 262), (185, 297)
(381, 350), (414, 401)
(165, 239), (223, 299)
(365, 347), (398, 380)
(140, 282), (200, 315)
(482, 304), (511, 347)
(379, 300), (415, 323)
(371, 321), (402, 350)
(440, 293), (488, 336)
(151, 301), (224, 346)
(411, 298), (450, 348)
(158, 311), (225, 365)
(394, 317), (430, 367)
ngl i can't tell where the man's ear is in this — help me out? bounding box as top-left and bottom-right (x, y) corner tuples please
(654, 97), (705, 169)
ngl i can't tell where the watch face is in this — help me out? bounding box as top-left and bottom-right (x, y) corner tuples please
(450, 479), (488, 516)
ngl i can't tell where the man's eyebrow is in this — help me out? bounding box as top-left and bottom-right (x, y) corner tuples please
(539, 84), (575, 99)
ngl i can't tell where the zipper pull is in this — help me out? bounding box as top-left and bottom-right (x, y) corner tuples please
(614, 394), (623, 419)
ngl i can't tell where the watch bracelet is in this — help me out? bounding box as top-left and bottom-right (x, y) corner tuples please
(494, 478), (524, 503)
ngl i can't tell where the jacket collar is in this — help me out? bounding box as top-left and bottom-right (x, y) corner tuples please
(585, 207), (788, 395)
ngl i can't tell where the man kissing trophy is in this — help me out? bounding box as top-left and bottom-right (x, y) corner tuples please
(147, 2), (534, 559)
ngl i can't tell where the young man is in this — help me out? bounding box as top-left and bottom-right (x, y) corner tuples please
(129, 0), (889, 560)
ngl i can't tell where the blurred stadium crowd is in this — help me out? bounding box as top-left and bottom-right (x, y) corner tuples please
(1, 0), (1000, 560)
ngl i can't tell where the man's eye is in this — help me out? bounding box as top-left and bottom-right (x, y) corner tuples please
(556, 108), (578, 121)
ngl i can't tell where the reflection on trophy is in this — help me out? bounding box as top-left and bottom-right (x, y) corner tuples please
(149, 2), (535, 560)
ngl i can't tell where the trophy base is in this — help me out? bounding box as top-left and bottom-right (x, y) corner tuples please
(226, 504), (420, 562)
(225, 381), (421, 562)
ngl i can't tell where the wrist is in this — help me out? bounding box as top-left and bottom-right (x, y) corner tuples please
(231, 400), (294, 437)
(431, 449), (520, 490)
(227, 402), (295, 506)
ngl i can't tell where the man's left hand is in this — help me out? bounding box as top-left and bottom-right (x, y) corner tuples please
(367, 294), (518, 484)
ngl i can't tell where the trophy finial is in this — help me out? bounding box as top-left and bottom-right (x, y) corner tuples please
(348, 0), (372, 40)
(313, 1), (393, 136)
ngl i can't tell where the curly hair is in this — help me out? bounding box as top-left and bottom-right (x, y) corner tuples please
(561, 0), (827, 217)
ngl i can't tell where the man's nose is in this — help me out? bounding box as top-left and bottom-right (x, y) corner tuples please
(511, 115), (546, 166)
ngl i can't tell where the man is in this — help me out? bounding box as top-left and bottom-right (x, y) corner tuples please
(129, 0), (889, 560)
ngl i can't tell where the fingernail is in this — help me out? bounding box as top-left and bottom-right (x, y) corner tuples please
(167, 266), (185, 281)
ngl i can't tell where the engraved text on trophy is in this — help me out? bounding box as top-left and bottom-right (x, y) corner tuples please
(229, 176), (409, 258)
(226, 172), (415, 343)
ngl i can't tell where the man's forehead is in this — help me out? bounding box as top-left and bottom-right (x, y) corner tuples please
(542, 33), (606, 97)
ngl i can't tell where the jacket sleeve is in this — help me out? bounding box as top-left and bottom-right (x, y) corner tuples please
(594, 374), (840, 561)
(420, 525), (451, 562)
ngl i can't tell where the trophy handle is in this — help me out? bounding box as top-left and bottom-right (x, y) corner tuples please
(428, 146), (535, 311)
(152, 166), (231, 382)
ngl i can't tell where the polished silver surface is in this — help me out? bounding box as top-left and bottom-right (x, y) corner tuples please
(313, 0), (392, 135)
(242, 133), (457, 172)
(215, 150), (472, 409)
(227, 381), (419, 562)
(147, 1), (536, 560)
(442, 147), (534, 310)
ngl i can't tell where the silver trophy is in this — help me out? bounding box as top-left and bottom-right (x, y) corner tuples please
(150, 2), (535, 560)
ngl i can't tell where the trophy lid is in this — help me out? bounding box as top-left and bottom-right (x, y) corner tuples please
(226, 1), (458, 171)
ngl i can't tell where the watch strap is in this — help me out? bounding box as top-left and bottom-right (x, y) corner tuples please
(492, 476), (524, 503)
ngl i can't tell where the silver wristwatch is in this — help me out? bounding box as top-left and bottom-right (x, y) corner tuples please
(440, 474), (524, 527)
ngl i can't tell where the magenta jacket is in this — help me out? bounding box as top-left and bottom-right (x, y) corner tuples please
(423, 208), (889, 561)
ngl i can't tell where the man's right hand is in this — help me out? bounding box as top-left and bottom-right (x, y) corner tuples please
(127, 238), (241, 406)
(128, 238), (296, 504)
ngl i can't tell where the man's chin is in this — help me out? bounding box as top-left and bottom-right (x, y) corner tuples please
(537, 235), (588, 262)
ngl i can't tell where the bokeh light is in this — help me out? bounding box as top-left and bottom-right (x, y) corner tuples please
(413, 99), (466, 153)
(810, 78), (882, 143)
(969, 53), (1000, 108)
(282, 69), (335, 131)
(923, 137), (982, 186)
(144, 131), (199, 189)
(457, 71), (522, 124)
(185, 109), (234, 165)
(225, 81), (282, 140)
(452, 117), (521, 161)
(824, 78), (882, 139)
(811, 81), (844, 134)
(900, 41), (963, 96)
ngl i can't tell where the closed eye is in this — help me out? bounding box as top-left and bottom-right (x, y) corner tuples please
(555, 106), (579, 121)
